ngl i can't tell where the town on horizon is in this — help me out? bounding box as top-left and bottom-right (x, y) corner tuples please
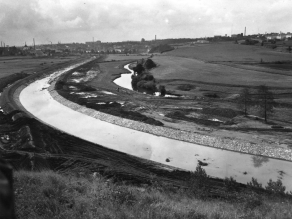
(1, 30), (292, 57)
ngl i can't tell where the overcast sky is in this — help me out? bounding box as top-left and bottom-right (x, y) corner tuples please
(1, 0), (292, 46)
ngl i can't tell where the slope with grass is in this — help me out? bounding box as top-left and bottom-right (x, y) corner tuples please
(167, 42), (292, 63)
(14, 170), (292, 219)
(151, 55), (292, 88)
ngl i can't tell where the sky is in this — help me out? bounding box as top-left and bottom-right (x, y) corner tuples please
(0, 0), (292, 46)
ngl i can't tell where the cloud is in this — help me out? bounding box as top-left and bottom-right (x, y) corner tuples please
(0, 0), (292, 45)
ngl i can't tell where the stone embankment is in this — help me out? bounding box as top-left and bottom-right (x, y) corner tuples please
(48, 82), (292, 161)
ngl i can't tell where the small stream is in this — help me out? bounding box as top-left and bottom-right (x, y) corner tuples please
(114, 64), (179, 97)
(113, 64), (135, 90)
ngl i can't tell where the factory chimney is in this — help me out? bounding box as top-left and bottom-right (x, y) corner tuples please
(244, 27), (246, 36)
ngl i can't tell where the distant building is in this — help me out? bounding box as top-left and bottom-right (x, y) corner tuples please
(266, 34), (277, 40)
(196, 40), (209, 44)
(231, 33), (244, 38)
(276, 34), (286, 40)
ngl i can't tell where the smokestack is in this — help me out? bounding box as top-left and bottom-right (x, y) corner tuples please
(33, 38), (35, 50)
(155, 35), (156, 41)
(244, 27), (246, 36)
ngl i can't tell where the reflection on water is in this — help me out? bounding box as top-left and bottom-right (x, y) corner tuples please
(252, 155), (269, 168)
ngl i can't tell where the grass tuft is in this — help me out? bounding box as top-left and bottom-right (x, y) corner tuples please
(14, 170), (292, 219)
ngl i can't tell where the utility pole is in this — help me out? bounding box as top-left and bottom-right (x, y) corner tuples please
(264, 94), (267, 122)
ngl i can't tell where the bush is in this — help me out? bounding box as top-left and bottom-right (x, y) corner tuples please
(187, 164), (210, 198)
(224, 176), (238, 191)
(159, 85), (166, 96)
(143, 59), (156, 70)
(265, 179), (286, 194)
(247, 177), (263, 189)
(149, 44), (174, 53)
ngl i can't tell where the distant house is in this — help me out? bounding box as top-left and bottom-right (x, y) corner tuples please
(196, 40), (209, 44)
(266, 34), (277, 40)
(276, 34), (286, 40)
(31, 49), (46, 57)
(22, 43), (29, 51)
(231, 33), (244, 38)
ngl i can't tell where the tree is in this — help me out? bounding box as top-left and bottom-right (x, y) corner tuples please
(144, 59), (156, 70)
(237, 88), (253, 116)
(132, 63), (144, 75)
(159, 85), (166, 96)
(254, 85), (276, 122)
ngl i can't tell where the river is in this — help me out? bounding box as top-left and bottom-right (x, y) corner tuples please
(19, 61), (292, 191)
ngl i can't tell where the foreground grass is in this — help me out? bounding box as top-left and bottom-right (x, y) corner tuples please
(13, 170), (292, 219)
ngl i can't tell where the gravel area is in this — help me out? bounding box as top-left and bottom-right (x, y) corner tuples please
(48, 81), (292, 161)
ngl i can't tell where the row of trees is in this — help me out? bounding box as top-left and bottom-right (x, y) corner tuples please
(237, 85), (277, 122)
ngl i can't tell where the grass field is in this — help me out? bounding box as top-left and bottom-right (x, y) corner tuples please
(0, 56), (78, 78)
(151, 55), (292, 89)
(166, 42), (292, 63)
(14, 170), (292, 219)
(104, 54), (150, 61)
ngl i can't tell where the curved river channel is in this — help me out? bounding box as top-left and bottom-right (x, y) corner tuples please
(19, 61), (292, 191)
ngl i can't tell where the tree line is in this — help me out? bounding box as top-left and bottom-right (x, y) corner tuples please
(237, 85), (277, 122)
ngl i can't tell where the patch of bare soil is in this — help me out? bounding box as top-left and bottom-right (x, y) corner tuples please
(55, 62), (164, 126)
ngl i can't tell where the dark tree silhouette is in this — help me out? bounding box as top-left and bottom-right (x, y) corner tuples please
(133, 63), (144, 75)
(237, 88), (253, 116)
(254, 85), (276, 122)
(144, 59), (156, 70)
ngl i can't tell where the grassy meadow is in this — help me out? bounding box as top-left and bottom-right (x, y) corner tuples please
(166, 42), (292, 63)
(150, 55), (292, 89)
(14, 170), (292, 219)
(0, 56), (78, 78)
(104, 54), (150, 61)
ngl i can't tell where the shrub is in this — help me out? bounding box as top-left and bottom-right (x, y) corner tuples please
(265, 179), (286, 194)
(159, 85), (166, 96)
(149, 44), (174, 53)
(143, 59), (156, 70)
(224, 176), (238, 191)
(247, 177), (263, 189)
(187, 164), (210, 198)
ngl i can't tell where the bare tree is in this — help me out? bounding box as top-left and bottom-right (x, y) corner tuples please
(254, 85), (276, 122)
(237, 88), (253, 116)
